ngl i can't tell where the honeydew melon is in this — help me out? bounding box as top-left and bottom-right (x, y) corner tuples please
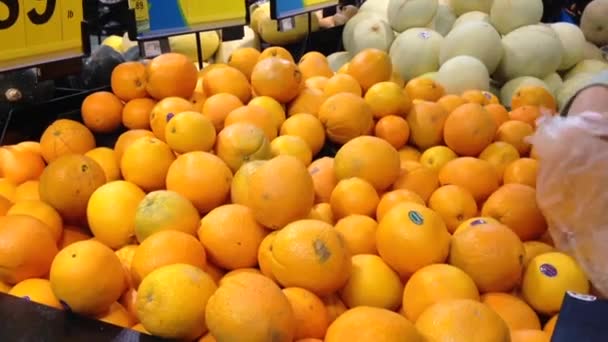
(426, 3), (456, 36)
(500, 76), (551, 108)
(551, 22), (586, 71)
(583, 41), (607, 61)
(343, 12), (395, 54)
(581, 0), (608, 47)
(556, 72), (596, 111)
(436, 55), (490, 94)
(390, 28), (443, 81)
(450, 0), (494, 16)
(543, 73), (564, 95)
(563, 59), (608, 81)
(255, 2), (320, 45)
(452, 11), (490, 28)
(214, 26), (261, 64)
(496, 25), (564, 80)
(439, 21), (503, 74)
(387, 0), (438, 33)
(359, 0), (390, 16)
(490, 0), (544, 35)
(327, 52), (353, 72)
(419, 72), (439, 80)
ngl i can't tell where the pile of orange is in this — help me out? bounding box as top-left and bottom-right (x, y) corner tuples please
(0, 47), (591, 342)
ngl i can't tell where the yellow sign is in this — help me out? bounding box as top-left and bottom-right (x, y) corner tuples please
(181, 0), (246, 27)
(303, 0), (337, 7)
(0, 0), (84, 71)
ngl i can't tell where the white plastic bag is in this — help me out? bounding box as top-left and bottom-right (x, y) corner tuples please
(529, 111), (608, 297)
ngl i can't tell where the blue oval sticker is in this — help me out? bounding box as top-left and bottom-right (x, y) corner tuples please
(408, 211), (424, 225)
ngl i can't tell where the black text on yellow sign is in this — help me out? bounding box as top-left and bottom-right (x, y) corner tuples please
(0, 0), (83, 70)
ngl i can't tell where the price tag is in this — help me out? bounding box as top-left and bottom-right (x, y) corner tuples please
(278, 17), (294, 32)
(0, 0), (84, 72)
(272, 0), (338, 19)
(142, 40), (161, 57)
(133, 0), (247, 38)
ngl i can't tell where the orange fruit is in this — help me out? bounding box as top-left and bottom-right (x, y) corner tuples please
(402, 263), (480, 322)
(482, 184), (547, 241)
(225, 105), (277, 141)
(198, 204), (267, 270)
(166, 152), (233, 214)
(461, 89), (499, 105)
(453, 216), (502, 235)
(364, 82), (411, 118)
(280, 113), (326, 156)
(485, 103), (510, 127)
(39, 119), (96, 163)
(376, 189), (425, 222)
(132, 323), (150, 334)
(95, 301), (134, 328)
(9, 278), (62, 309)
(376, 202), (451, 278)
(522, 252), (590, 315)
(81, 91), (123, 133)
(405, 77), (445, 102)
(287, 87), (326, 117)
(205, 272), (295, 342)
(258, 46), (295, 63)
(120, 137), (175, 192)
(247, 155), (315, 229)
(415, 299), (510, 342)
(495, 120), (534, 155)
(449, 223), (525, 293)
(39, 154), (106, 225)
(347, 48), (392, 92)
(202, 93), (244, 132)
(374, 115), (410, 149)
(134, 190), (201, 242)
(437, 94), (466, 113)
(191, 81), (207, 113)
(249, 95), (286, 129)
(145, 52), (198, 100)
(149, 96), (195, 141)
(322, 294), (347, 323)
(323, 73), (362, 97)
(334, 136), (401, 192)
(325, 306), (423, 342)
(438, 157), (500, 202)
(110, 61), (148, 101)
(0, 147), (45, 185)
(0, 195), (12, 215)
(406, 100), (449, 150)
(215, 123), (271, 173)
(428, 185), (478, 233)
(283, 287), (330, 340)
(84, 147), (120, 182)
(544, 314), (559, 337)
(86, 180), (146, 249)
(113, 129), (155, 163)
(251, 57), (303, 103)
(13, 141), (41, 154)
(270, 135), (313, 166)
(504, 158), (539, 188)
(444, 103), (498, 156)
(307, 202), (334, 224)
(511, 85), (557, 112)
(478, 141), (521, 181)
(318, 92), (374, 144)
(136, 264), (217, 339)
(298, 51), (334, 80)
(230, 160), (266, 206)
(334, 215), (378, 255)
(305, 76), (329, 91)
(390, 70), (406, 87)
(115, 244), (138, 288)
(59, 225), (92, 249)
(398, 146), (422, 163)
(7, 200), (63, 242)
(419, 145), (457, 172)
(122, 98), (156, 129)
(510, 330), (551, 342)
(270, 219), (351, 296)
(307, 157), (337, 203)
(510, 105), (542, 127)
(14, 180), (39, 201)
(330, 177), (379, 219)
(392, 161), (439, 202)
(481, 292), (541, 330)
(199, 333), (216, 341)
(50, 240), (125, 315)
(340, 254), (403, 310)
(203, 65), (252, 104)
(227, 47), (261, 80)
(257, 230), (278, 281)
(0, 215), (58, 284)
(165, 111), (217, 153)
(131, 230), (207, 286)
(522, 241), (554, 267)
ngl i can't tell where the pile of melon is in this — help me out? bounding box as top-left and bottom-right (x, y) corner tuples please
(339, 0), (608, 111)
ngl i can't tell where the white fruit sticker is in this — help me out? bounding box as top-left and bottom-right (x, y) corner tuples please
(418, 31), (431, 40)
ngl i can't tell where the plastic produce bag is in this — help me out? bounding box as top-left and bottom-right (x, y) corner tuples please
(530, 111), (608, 297)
